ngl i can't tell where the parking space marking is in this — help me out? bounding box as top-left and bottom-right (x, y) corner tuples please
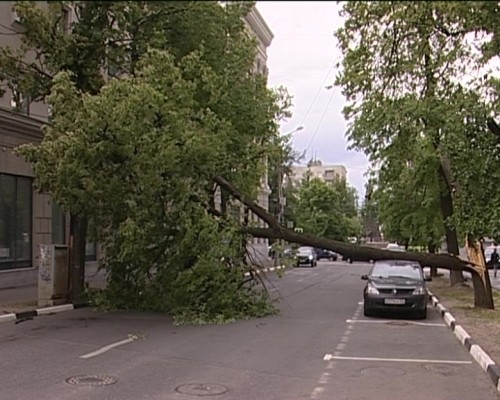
(345, 319), (446, 327)
(324, 355), (472, 364)
(80, 336), (137, 359)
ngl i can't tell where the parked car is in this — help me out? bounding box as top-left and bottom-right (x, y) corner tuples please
(362, 259), (430, 319)
(385, 243), (405, 252)
(315, 248), (338, 261)
(295, 246), (318, 268)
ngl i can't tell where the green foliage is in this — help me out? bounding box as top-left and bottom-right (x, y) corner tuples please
(293, 178), (361, 242)
(7, 2), (290, 323)
(335, 1), (497, 249)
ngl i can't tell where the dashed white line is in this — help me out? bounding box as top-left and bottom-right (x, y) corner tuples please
(336, 343), (346, 351)
(79, 337), (137, 359)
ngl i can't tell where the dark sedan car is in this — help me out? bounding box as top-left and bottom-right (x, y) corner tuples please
(315, 248), (338, 261)
(295, 246), (318, 268)
(362, 260), (430, 319)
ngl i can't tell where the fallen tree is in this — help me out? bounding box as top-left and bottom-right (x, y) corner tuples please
(214, 176), (494, 309)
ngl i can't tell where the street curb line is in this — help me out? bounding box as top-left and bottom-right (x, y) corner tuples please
(243, 265), (287, 277)
(428, 289), (500, 393)
(1, 266), (289, 325)
(0, 303), (89, 325)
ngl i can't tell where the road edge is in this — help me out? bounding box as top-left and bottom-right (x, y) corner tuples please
(1, 265), (289, 325)
(428, 289), (500, 393)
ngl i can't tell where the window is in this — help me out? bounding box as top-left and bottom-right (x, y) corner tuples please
(12, 9), (21, 24)
(10, 87), (30, 115)
(0, 174), (32, 270)
(51, 202), (66, 244)
(85, 219), (97, 262)
(61, 8), (71, 33)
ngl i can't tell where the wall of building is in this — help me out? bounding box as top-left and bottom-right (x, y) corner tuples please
(290, 164), (348, 186)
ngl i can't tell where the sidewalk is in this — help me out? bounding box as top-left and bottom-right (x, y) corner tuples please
(0, 265), (106, 314)
(436, 268), (500, 290)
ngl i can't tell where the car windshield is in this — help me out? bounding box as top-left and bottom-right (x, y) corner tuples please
(297, 247), (313, 255)
(370, 262), (423, 280)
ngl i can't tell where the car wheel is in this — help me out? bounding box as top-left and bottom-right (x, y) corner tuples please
(363, 302), (373, 317)
(415, 308), (427, 320)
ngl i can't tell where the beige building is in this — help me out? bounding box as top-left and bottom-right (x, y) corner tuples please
(289, 161), (347, 187)
(0, 3), (67, 288)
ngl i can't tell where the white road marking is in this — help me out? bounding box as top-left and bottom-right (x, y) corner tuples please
(318, 372), (330, 384)
(358, 301), (364, 305)
(336, 343), (346, 351)
(340, 336), (349, 343)
(80, 337), (137, 359)
(325, 355), (472, 364)
(310, 387), (324, 399)
(345, 319), (446, 327)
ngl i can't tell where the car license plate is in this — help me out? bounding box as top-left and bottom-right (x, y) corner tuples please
(384, 298), (405, 305)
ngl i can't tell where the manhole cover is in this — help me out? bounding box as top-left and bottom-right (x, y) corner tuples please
(424, 364), (457, 376)
(176, 383), (228, 396)
(66, 375), (117, 386)
(360, 366), (406, 377)
(386, 321), (411, 326)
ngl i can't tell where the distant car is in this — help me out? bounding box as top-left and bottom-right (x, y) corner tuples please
(362, 259), (430, 319)
(295, 246), (317, 268)
(315, 248), (338, 261)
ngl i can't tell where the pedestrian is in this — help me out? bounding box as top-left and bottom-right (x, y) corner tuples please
(491, 248), (499, 278)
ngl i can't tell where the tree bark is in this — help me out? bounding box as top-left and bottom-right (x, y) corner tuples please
(69, 214), (88, 304)
(427, 242), (439, 277)
(437, 162), (464, 285)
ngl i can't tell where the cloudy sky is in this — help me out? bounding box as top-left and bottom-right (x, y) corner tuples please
(256, 1), (369, 199)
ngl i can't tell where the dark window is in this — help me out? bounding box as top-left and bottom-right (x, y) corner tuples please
(0, 174), (32, 270)
(51, 202), (66, 244)
(85, 219), (97, 262)
(10, 87), (30, 115)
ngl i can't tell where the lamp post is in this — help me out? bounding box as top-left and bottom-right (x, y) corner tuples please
(275, 125), (303, 265)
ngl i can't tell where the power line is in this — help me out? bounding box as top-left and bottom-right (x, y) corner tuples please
(305, 88), (336, 156)
(296, 58), (337, 130)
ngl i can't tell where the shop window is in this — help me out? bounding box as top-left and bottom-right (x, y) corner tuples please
(0, 174), (32, 270)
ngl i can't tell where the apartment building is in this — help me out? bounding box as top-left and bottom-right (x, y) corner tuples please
(289, 160), (347, 187)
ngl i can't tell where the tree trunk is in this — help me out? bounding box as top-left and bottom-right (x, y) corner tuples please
(69, 214), (88, 304)
(465, 237), (494, 309)
(437, 163), (464, 285)
(427, 242), (439, 277)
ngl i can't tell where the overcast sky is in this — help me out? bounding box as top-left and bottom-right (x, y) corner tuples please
(256, 1), (369, 199)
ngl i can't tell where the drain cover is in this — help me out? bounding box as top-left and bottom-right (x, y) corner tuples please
(66, 375), (117, 386)
(176, 383), (228, 396)
(360, 366), (406, 377)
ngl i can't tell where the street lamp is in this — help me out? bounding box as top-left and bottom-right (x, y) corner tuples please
(285, 125), (304, 136)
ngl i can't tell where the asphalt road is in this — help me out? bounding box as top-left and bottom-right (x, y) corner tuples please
(1, 261), (498, 400)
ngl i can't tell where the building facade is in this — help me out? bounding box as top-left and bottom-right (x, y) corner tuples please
(0, 2), (97, 289)
(242, 6), (274, 265)
(289, 161), (347, 187)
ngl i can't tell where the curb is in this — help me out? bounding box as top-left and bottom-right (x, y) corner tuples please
(1, 266), (288, 325)
(244, 265), (287, 277)
(428, 289), (500, 393)
(1, 302), (89, 325)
